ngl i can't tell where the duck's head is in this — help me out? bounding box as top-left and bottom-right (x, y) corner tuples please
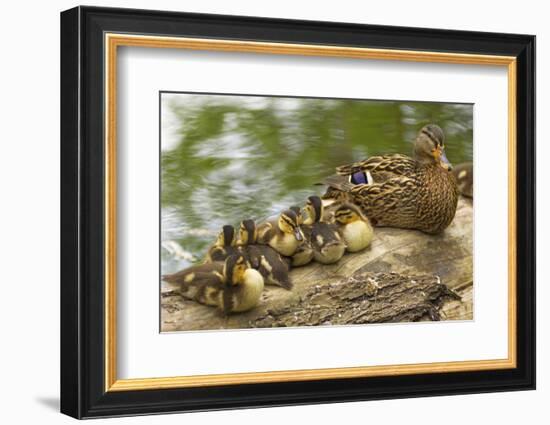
(333, 203), (368, 224)
(303, 196), (324, 225)
(237, 219), (257, 246)
(413, 124), (452, 171)
(215, 225), (236, 247)
(278, 209), (304, 242)
(223, 254), (250, 286)
(289, 206), (305, 225)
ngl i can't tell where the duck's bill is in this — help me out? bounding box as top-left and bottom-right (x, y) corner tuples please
(294, 228), (304, 241)
(439, 151), (453, 171)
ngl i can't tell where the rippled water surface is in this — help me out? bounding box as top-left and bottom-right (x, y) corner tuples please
(161, 93), (473, 274)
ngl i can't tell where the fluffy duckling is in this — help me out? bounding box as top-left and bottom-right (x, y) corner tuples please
(333, 203), (374, 252)
(304, 196), (346, 264)
(237, 219), (292, 290)
(162, 254), (264, 314)
(289, 205), (314, 266)
(204, 225), (239, 263)
(452, 162), (473, 198)
(291, 239), (314, 267)
(257, 209), (304, 257)
(289, 205), (305, 225)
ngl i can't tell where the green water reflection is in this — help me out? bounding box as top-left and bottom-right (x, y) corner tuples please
(161, 94), (473, 274)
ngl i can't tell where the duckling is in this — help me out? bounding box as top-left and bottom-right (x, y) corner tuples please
(256, 209), (304, 257)
(162, 254), (264, 314)
(332, 203), (374, 252)
(304, 196), (346, 264)
(289, 205), (314, 266)
(291, 239), (314, 267)
(204, 225), (239, 263)
(237, 219), (292, 290)
(289, 205), (304, 225)
(452, 162), (473, 198)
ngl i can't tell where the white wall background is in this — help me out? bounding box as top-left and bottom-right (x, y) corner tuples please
(0, 0), (544, 423)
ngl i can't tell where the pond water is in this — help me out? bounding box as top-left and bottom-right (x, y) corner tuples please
(161, 93), (473, 274)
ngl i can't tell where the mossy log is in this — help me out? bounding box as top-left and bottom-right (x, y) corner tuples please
(161, 197), (473, 332)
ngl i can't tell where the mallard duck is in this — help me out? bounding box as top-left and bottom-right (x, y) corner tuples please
(323, 124), (459, 234)
(452, 161), (473, 198)
(204, 225), (239, 263)
(162, 254), (264, 314)
(237, 219), (293, 290)
(332, 203), (374, 252)
(257, 209), (304, 256)
(304, 196), (346, 264)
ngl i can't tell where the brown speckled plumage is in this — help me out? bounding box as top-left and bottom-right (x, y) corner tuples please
(323, 125), (459, 234)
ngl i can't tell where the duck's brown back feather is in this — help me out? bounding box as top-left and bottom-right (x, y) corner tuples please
(324, 159), (459, 234)
(336, 154), (417, 179)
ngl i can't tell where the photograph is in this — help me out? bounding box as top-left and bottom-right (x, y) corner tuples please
(58, 4), (535, 419)
(160, 92), (474, 332)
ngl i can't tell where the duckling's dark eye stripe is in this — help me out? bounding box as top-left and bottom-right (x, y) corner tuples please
(282, 216), (297, 227)
(336, 212), (353, 220)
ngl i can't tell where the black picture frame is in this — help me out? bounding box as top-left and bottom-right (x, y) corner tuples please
(60, 5), (535, 419)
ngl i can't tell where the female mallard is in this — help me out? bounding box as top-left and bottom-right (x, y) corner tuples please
(162, 254), (264, 314)
(323, 124), (459, 234)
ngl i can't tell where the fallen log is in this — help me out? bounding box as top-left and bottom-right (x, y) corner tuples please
(253, 272), (460, 327)
(161, 197), (473, 332)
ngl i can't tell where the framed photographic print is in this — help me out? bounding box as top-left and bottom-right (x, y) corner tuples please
(60, 6), (536, 419)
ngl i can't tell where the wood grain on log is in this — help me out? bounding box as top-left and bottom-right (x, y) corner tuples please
(253, 272), (460, 327)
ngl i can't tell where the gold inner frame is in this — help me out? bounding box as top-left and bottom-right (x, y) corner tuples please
(104, 33), (517, 392)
